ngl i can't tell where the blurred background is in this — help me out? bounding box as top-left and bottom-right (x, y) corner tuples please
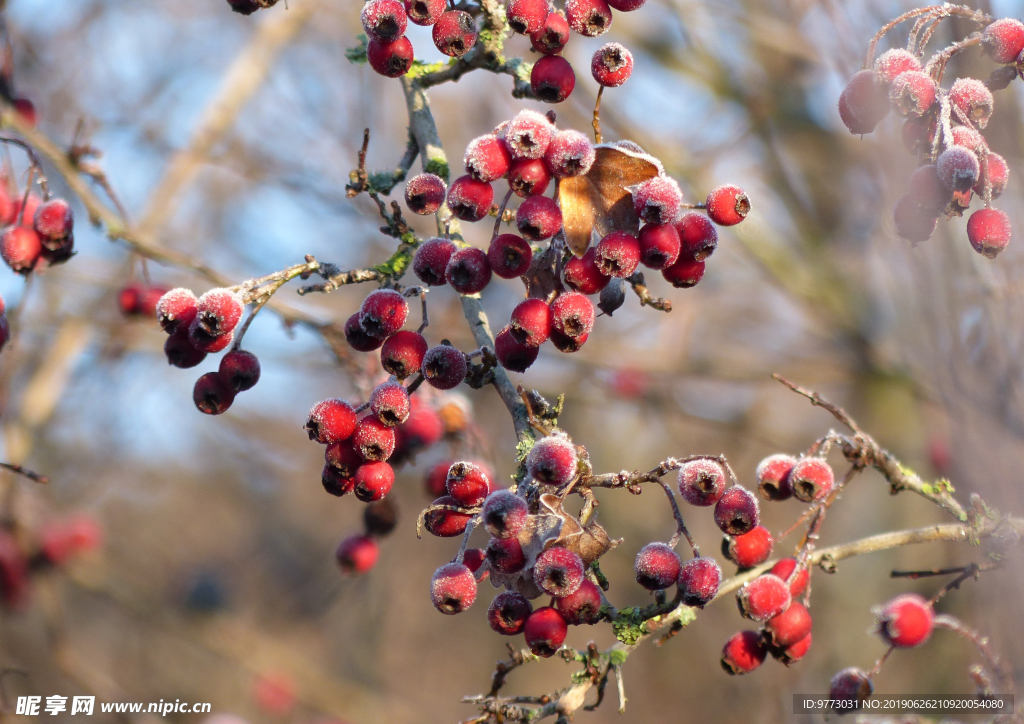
(0, 0), (1022, 721)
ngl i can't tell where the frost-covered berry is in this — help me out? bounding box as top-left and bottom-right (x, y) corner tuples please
(193, 372), (236, 415)
(422, 343), (468, 389)
(506, 0), (549, 35)
(550, 291), (594, 339)
(544, 129), (594, 179)
(526, 433), (578, 485)
(906, 164), (953, 216)
(677, 458), (728, 506)
(465, 134), (512, 182)
(951, 125), (987, 154)
(788, 457), (834, 503)
(632, 177), (681, 226)
(950, 78), (994, 129)
(447, 175), (494, 222)
(432, 10), (477, 57)
(431, 562), (477, 614)
(721, 630), (767, 675)
(755, 453), (796, 501)
(446, 460), (492, 507)
(33, 198), (73, 241)
(565, 0), (612, 37)
(425, 496), (473, 537)
(446, 246), (492, 294)
(975, 152), (1009, 199)
(893, 195), (938, 243)
(486, 536), (526, 573)
(873, 48), (920, 85)
(405, 0), (445, 25)
(875, 592), (934, 648)
(595, 231), (641, 278)
(723, 525), (773, 568)
(352, 416), (397, 461)
(531, 55), (576, 103)
(555, 578), (603, 624)
(663, 256), (705, 288)
(770, 557), (809, 597)
(353, 461), (395, 502)
(219, 349), (261, 392)
(737, 573), (791, 621)
(634, 542), (681, 590)
(508, 157), (552, 197)
(405, 173), (447, 215)
(838, 70), (888, 134)
(482, 489), (529, 538)
(564, 248), (611, 294)
(534, 546), (585, 596)
(678, 556), (721, 608)
(488, 591), (533, 634)
(982, 18), (1024, 64)
(714, 486), (759, 535)
(510, 298), (552, 347)
(549, 328), (588, 353)
(322, 463), (354, 497)
(326, 440), (362, 479)
(336, 535), (379, 574)
(155, 288), (199, 333)
(890, 70), (937, 117)
(488, 234), (533, 279)
(637, 223), (680, 270)
(413, 237), (457, 286)
(706, 184), (750, 226)
(344, 312), (385, 352)
(495, 325), (539, 373)
(516, 195), (563, 240)
(361, 0), (407, 43)
(937, 145), (980, 193)
(765, 602), (812, 649)
(381, 330), (428, 379)
(524, 607), (568, 656)
(829, 669), (873, 713)
(675, 211), (718, 261)
(967, 207), (1011, 258)
(591, 42), (633, 87)
(366, 37), (414, 77)
(194, 288), (244, 339)
(369, 381), (411, 426)
(530, 10), (570, 55)
(306, 399), (357, 444)
(360, 288), (408, 339)
(505, 110), (555, 160)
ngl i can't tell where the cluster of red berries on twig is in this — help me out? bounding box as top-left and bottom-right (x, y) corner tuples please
(0, 187), (75, 275)
(839, 5), (1021, 257)
(118, 282), (169, 319)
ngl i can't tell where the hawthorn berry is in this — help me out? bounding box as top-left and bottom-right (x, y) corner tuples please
(447, 176), (494, 222)
(510, 298), (552, 347)
(534, 546), (585, 597)
(706, 184), (750, 226)
(738, 573), (791, 622)
(769, 557), (809, 597)
(906, 164), (952, 216)
(773, 632), (811, 666)
(504, 110), (554, 160)
(137, 286), (167, 318)
(531, 55), (576, 103)
(326, 440), (362, 479)
(431, 562), (477, 614)
(363, 498), (398, 537)
(219, 349), (261, 392)
(306, 399), (357, 444)
(405, 0), (445, 25)
(0, 226), (41, 274)
(564, 0), (612, 37)
(506, 0), (548, 35)
(555, 578), (603, 624)
(33, 198), (73, 241)
(951, 125), (987, 154)
(721, 630), (768, 675)
(564, 248), (611, 294)
(405, 173), (447, 215)
(675, 211), (718, 261)
(829, 668), (873, 712)
(875, 593), (934, 648)
(723, 525), (773, 568)
(422, 343), (468, 390)
(765, 601), (812, 649)
(118, 285), (142, 316)
(524, 607), (568, 656)
(632, 177), (682, 226)
(873, 48), (921, 86)
(446, 461), (492, 507)
(967, 208), (1011, 258)
(425, 460), (454, 497)
(482, 489), (529, 538)
(361, 0), (407, 42)
(634, 542), (681, 591)
(12, 195), (40, 229)
(949, 78), (994, 129)
(550, 291), (595, 339)
(360, 289), (408, 339)
(677, 458), (728, 507)
(488, 591), (533, 634)
(526, 433), (578, 485)
(353, 461), (395, 502)
(508, 157), (552, 197)
(893, 196), (938, 243)
(381, 330), (428, 379)
(755, 453), (795, 501)
(982, 18), (1024, 64)
(543, 129), (595, 178)
(549, 328), (588, 353)
(636, 223), (680, 270)
(788, 457), (834, 503)
(590, 42), (633, 90)
(369, 381), (411, 426)
(975, 152), (1009, 199)
(486, 536), (526, 573)
(432, 10), (477, 57)
(516, 196), (562, 242)
(413, 237), (457, 286)
(714, 486), (759, 535)
(606, 0), (643, 10)
(530, 10), (570, 55)
(594, 231), (641, 278)
(598, 277), (626, 316)
(188, 320), (234, 354)
(193, 288), (243, 341)
(446, 246), (492, 294)
(366, 37), (414, 77)
(464, 548), (487, 580)
(322, 465), (354, 498)
(352, 416), (396, 461)
(488, 234), (533, 279)
(345, 312), (385, 352)
(164, 330), (207, 369)
(677, 556), (721, 608)
(838, 70), (889, 134)
(937, 145), (980, 193)
(193, 372), (236, 415)
(662, 257), (705, 288)
(336, 535), (379, 574)
(156, 288), (199, 333)
(890, 70), (937, 117)
(395, 397), (444, 454)
(465, 134), (512, 182)
(425, 496), (473, 537)
(495, 326), (539, 373)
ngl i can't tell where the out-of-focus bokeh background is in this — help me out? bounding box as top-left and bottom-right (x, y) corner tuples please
(0, 0), (1022, 721)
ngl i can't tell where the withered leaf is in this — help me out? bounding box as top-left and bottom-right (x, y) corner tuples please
(538, 493), (620, 565)
(559, 143), (661, 257)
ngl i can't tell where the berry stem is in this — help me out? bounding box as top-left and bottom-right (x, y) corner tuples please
(656, 480), (699, 558)
(0, 135), (50, 199)
(592, 86), (604, 144)
(0, 462), (49, 485)
(492, 188), (514, 241)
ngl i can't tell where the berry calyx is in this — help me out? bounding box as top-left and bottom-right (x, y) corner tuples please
(488, 234), (533, 279)
(219, 349), (261, 392)
(595, 231), (641, 278)
(413, 237), (457, 286)
(516, 195), (563, 241)
(322, 464), (354, 498)
(723, 525), (773, 569)
(524, 607), (568, 656)
(306, 399), (357, 444)
(366, 37), (414, 77)
(509, 298), (552, 347)
(788, 457), (834, 503)
(446, 246), (492, 294)
(677, 458), (728, 507)
(634, 542), (681, 591)
(353, 461), (395, 502)
(488, 591), (533, 634)
(526, 433), (578, 485)
(563, 248), (611, 294)
(714, 485), (759, 535)
(193, 372), (236, 415)
(446, 461), (492, 507)
(531, 55), (576, 103)
(495, 325), (539, 373)
(482, 489), (529, 538)
(431, 562), (477, 614)
(336, 535), (379, 574)
(677, 556), (721, 608)
(706, 184), (750, 226)
(352, 416), (397, 461)
(737, 573), (791, 622)
(432, 10), (477, 57)
(422, 343), (468, 389)
(765, 602), (812, 649)
(464, 134), (512, 182)
(194, 288), (244, 341)
(967, 207), (1011, 258)
(550, 291), (595, 339)
(534, 546), (585, 597)
(875, 593), (934, 648)
(369, 381), (411, 426)
(405, 173), (447, 215)
(591, 42), (633, 87)
(721, 630), (767, 675)
(755, 453), (795, 501)
(937, 145), (980, 193)
(555, 579), (603, 624)
(381, 330), (428, 379)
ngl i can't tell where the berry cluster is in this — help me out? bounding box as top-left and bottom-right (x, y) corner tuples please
(839, 6), (1021, 257)
(0, 188), (75, 274)
(118, 283), (169, 319)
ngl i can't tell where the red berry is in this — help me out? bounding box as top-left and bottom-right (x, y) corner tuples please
(788, 457), (834, 502)
(188, 318), (233, 354)
(323, 463), (355, 497)
(606, 0), (643, 10)
(677, 556), (721, 608)
(564, 247), (611, 294)
(219, 349), (261, 391)
(39, 515), (102, 565)
(636, 223), (680, 270)
(838, 70), (888, 134)
(413, 237), (457, 286)
(361, 0), (407, 42)
(765, 601), (812, 648)
(829, 668), (873, 712)
(873, 48), (921, 85)
(907, 164), (952, 216)
(425, 495), (473, 537)
(982, 18), (1024, 64)
(950, 78), (994, 129)
(526, 433), (577, 485)
(675, 211), (718, 261)
(405, 0), (445, 25)
(0, 226), (41, 274)
(446, 460), (492, 506)
(482, 489), (529, 538)
(405, 173), (447, 215)
(344, 312), (385, 352)
(486, 536), (526, 573)
(769, 557), (809, 597)
(524, 606), (568, 656)
(530, 10), (570, 55)
(893, 195), (938, 243)
(465, 134), (512, 182)
(380, 330), (428, 379)
(447, 175), (494, 221)
(890, 70), (937, 117)
(164, 329), (207, 368)
(504, 110), (555, 160)
(506, 0), (548, 35)
(937, 145), (980, 193)
(353, 461), (395, 502)
(366, 37), (414, 77)
(352, 416), (396, 461)
(974, 152), (1009, 199)
(12, 195), (40, 229)
(488, 233), (533, 279)
(137, 286), (167, 318)
(723, 525), (773, 568)
(119, 285), (142, 316)
(363, 498), (398, 537)
(590, 42), (633, 88)
(370, 381), (411, 426)
(661, 256), (705, 288)
(594, 230), (641, 278)
(509, 298), (552, 347)
(326, 440), (362, 478)
(677, 458), (727, 507)
(495, 325), (539, 373)
(565, 0), (612, 37)
(534, 546), (585, 596)
(194, 288), (244, 339)
(632, 177), (681, 226)
(737, 573), (791, 621)
(432, 10), (477, 57)
(550, 291), (594, 339)
(446, 246), (492, 294)
(395, 397), (444, 454)
(543, 129), (595, 179)
(193, 372), (236, 415)
(531, 55), (575, 103)
(516, 195), (562, 240)
(422, 343), (468, 389)
(156, 288), (199, 333)
(306, 399), (357, 444)
(463, 547), (487, 578)
(721, 630), (767, 675)
(634, 542), (681, 591)
(425, 460), (453, 497)
(706, 184), (750, 226)
(336, 535), (379, 574)
(967, 207), (1011, 258)
(755, 453), (795, 501)
(555, 578), (603, 624)
(714, 485), (759, 535)
(33, 198), (73, 241)
(431, 562), (477, 614)
(488, 591), (533, 634)
(508, 157), (552, 197)
(875, 593), (934, 648)
(549, 328), (588, 353)
(12, 98), (36, 127)
(774, 632), (811, 665)
(360, 288), (408, 339)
